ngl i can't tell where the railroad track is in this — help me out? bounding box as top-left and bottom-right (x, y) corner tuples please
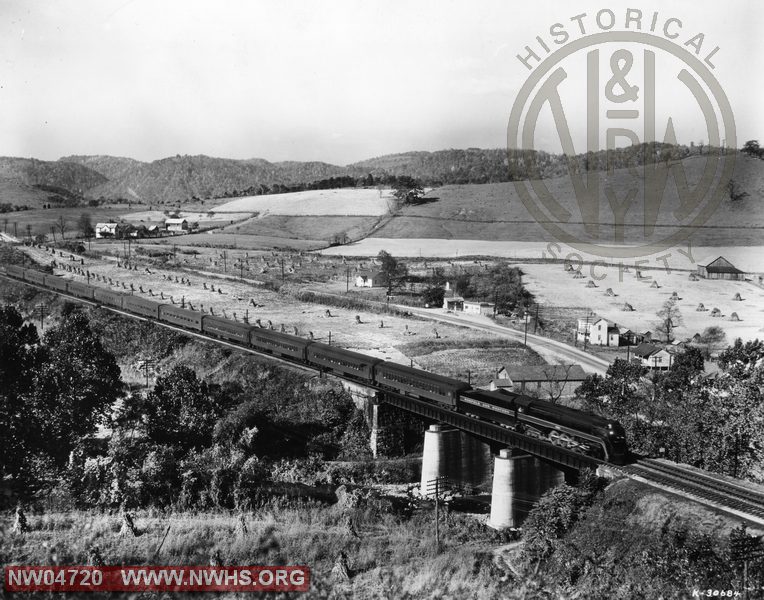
(623, 458), (764, 524)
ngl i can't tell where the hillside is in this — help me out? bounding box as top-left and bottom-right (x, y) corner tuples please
(350, 148), (516, 184)
(83, 155), (353, 204)
(59, 154), (144, 182)
(372, 154), (764, 247)
(0, 156), (107, 201)
(0, 145), (760, 213)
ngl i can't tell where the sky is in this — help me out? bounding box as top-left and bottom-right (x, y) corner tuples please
(0, 0), (761, 164)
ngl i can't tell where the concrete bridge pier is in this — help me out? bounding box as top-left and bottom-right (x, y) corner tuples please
(489, 449), (566, 529)
(420, 425), (462, 495)
(419, 426), (495, 495)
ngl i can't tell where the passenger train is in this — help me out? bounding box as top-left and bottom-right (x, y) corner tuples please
(2, 264), (629, 464)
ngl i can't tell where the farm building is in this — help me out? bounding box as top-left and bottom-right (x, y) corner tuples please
(94, 222), (118, 238)
(576, 317), (632, 346)
(95, 222), (134, 239)
(463, 301), (494, 316)
(355, 270), (383, 288)
(696, 256), (745, 280)
(165, 218), (189, 234)
(443, 296), (465, 311)
(632, 343), (673, 370)
(491, 364), (587, 399)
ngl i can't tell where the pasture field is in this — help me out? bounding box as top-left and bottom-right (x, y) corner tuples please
(219, 215), (386, 246)
(369, 154), (764, 247)
(212, 188), (394, 215)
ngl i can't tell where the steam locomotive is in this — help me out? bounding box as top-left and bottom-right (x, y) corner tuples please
(2, 264), (629, 464)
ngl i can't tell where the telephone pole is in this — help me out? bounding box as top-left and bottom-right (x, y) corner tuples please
(35, 303), (47, 331)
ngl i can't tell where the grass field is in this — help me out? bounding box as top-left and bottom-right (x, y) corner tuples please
(370, 154), (764, 247)
(396, 338), (545, 385)
(219, 215), (385, 245)
(212, 188), (394, 216)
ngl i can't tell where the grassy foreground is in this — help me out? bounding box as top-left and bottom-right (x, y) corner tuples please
(1, 502), (513, 599)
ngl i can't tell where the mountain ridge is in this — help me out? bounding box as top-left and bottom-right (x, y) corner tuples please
(0, 144), (742, 207)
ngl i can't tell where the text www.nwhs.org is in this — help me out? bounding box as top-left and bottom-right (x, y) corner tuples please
(4, 566), (310, 592)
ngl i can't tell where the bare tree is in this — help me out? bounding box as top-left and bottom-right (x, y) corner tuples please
(540, 364), (577, 404)
(57, 215), (67, 240)
(655, 298), (683, 343)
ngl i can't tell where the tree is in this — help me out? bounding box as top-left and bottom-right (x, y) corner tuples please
(0, 307), (42, 477)
(717, 338), (764, 376)
(142, 365), (225, 451)
(657, 346), (704, 392)
(78, 212), (94, 239)
(32, 310), (124, 464)
(421, 285), (445, 308)
(377, 250), (408, 296)
(741, 140), (761, 157)
(57, 215), (67, 240)
(655, 298), (682, 342)
(483, 264), (532, 314)
(727, 179), (749, 202)
(391, 176), (424, 207)
(698, 325), (726, 357)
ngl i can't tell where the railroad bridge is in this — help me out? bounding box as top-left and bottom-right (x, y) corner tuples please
(2, 266), (602, 529)
(342, 380), (598, 528)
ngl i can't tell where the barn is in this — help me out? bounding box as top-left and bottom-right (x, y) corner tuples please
(697, 256), (745, 280)
(165, 218), (189, 234)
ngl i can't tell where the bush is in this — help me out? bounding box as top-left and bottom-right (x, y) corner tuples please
(234, 456), (271, 510)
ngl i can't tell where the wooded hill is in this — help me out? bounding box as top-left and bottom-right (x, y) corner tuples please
(0, 143), (743, 207)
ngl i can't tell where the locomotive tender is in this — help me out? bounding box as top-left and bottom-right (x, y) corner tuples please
(3, 266), (629, 464)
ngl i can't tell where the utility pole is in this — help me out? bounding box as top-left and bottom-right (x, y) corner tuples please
(523, 309), (529, 347)
(140, 359), (156, 389)
(534, 304), (539, 333)
(583, 312), (590, 351)
(280, 258), (285, 283)
(730, 531), (764, 600)
(35, 303), (47, 331)
(328, 331), (332, 345)
(435, 478), (439, 553)
(425, 476), (447, 554)
(13, 222), (18, 239)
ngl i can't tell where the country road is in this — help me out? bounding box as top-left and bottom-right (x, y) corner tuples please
(396, 306), (612, 376)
